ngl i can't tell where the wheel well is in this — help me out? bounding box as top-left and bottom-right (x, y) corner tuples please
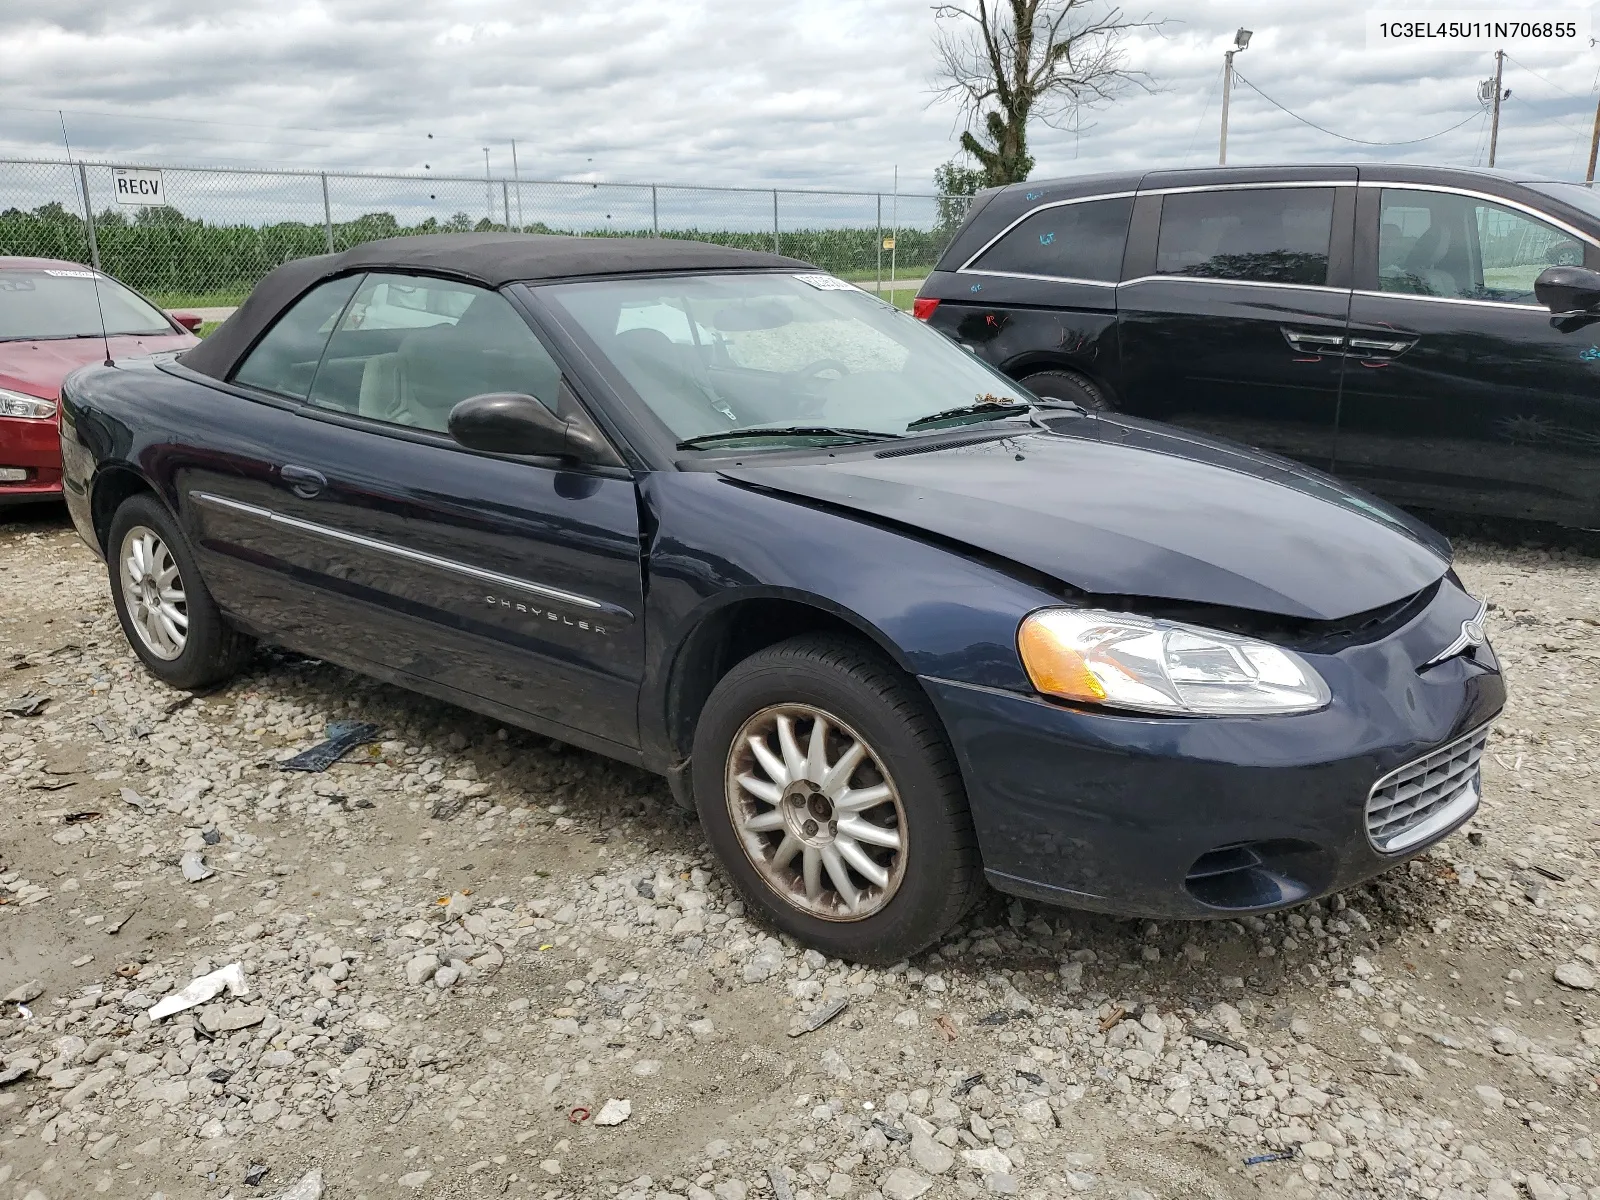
(90, 468), (156, 555)
(1008, 359), (1115, 401)
(665, 599), (892, 759)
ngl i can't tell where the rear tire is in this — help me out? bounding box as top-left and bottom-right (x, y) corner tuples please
(692, 634), (980, 965)
(108, 494), (254, 690)
(1020, 370), (1113, 413)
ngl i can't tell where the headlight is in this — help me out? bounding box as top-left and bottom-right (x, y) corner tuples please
(0, 388), (56, 420)
(1017, 608), (1331, 716)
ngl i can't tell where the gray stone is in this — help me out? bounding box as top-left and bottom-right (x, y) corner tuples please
(594, 1097), (632, 1126)
(398, 1170), (433, 1189)
(743, 945), (785, 983)
(908, 1132), (954, 1175)
(820, 1047), (852, 1082)
(3, 980), (42, 1004)
(1555, 961), (1598, 990)
(203, 1005), (266, 1033)
(881, 1168), (933, 1200)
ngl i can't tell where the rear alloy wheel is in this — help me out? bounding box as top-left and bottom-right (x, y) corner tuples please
(108, 493), (254, 690)
(693, 635), (980, 964)
(119, 526), (188, 661)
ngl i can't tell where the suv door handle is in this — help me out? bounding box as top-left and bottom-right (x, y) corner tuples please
(1347, 335), (1417, 357)
(1281, 329), (1347, 352)
(280, 465), (327, 499)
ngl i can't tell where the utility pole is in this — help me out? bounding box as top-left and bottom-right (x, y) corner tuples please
(483, 147), (493, 221)
(1488, 50), (1505, 167)
(510, 139), (524, 229)
(1586, 92), (1600, 185)
(1219, 27), (1252, 166)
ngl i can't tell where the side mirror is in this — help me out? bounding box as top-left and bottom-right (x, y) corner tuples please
(447, 392), (607, 461)
(169, 311), (204, 333)
(1534, 265), (1600, 314)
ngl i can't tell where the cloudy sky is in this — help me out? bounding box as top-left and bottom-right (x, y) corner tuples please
(4, 0), (1599, 198)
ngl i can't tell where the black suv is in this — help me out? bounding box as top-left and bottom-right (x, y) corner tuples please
(915, 164), (1600, 528)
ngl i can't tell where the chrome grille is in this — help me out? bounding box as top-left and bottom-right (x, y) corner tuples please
(1366, 725), (1490, 854)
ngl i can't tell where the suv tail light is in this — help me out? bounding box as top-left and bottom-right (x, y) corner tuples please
(912, 297), (940, 321)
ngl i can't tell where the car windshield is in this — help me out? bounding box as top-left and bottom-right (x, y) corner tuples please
(1523, 181), (1600, 226)
(541, 272), (1033, 446)
(0, 269), (173, 340)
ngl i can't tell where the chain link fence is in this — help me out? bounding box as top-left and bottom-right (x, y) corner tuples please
(0, 158), (974, 309)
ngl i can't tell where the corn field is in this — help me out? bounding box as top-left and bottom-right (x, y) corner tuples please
(1, 159), (971, 307)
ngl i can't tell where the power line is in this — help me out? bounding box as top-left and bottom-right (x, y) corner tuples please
(1502, 53), (1589, 102)
(1505, 91), (1588, 138)
(1231, 73), (1484, 147)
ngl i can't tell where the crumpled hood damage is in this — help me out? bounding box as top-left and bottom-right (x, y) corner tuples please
(717, 417), (1451, 622)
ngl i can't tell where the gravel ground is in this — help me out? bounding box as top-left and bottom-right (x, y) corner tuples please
(1, 505), (1597, 1200)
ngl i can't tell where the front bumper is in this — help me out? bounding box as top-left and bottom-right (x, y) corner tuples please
(0, 415), (63, 507)
(923, 583), (1506, 919)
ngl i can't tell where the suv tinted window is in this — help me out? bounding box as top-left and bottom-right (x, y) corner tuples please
(306, 273), (561, 432)
(1378, 188), (1582, 304)
(968, 197), (1133, 281)
(232, 275), (361, 399)
(1155, 188), (1336, 286)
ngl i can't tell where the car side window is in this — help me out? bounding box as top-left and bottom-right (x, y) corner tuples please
(231, 275), (361, 399)
(1155, 188), (1336, 286)
(1378, 188), (1582, 304)
(968, 197), (1133, 281)
(305, 273), (561, 433)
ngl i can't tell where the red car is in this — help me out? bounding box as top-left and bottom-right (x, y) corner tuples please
(0, 257), (201, 507)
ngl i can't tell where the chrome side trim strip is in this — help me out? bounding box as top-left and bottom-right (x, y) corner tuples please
(1352, 288), (1542, 312)
(953, 268), (1118, 286)
(1119, 274), (1347, 294)
(1150, 179), (1350, 196)
(191, 491), (610, 613)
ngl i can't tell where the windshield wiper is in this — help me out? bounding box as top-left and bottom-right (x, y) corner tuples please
(677, 426), (903, 450)
(906, 401), (1031, 430)
(907, 396), (1089, 432)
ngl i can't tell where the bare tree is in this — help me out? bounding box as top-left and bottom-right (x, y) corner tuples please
(932, 0), (1161, 186)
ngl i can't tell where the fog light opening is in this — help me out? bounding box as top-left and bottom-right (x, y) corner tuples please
(1184, 839), (1328, 911)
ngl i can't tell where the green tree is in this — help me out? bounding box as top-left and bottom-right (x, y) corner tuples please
(932, 0), (1161, 187)
(934, 158), (985, 235)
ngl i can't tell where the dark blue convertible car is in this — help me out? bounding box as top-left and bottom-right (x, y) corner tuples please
(59, 234), (1505, 963)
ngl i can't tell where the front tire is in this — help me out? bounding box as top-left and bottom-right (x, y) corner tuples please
(108, 494), (254, 689)
(692, 635), (980, 964)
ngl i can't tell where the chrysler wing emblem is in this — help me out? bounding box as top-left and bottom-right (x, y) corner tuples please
(1423, 600), (1488, 669)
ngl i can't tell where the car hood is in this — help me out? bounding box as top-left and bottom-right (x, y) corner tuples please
(717, 417), (1451, 622)
(0, 334), (197, 397)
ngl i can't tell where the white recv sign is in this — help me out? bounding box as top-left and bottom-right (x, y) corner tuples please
(111, 168), (166, 206)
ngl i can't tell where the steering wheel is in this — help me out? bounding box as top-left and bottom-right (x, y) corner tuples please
(796, 358), (852, 380)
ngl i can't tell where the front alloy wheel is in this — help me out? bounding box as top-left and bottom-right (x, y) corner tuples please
(727, 704), (907, 920)
(118, 525), (189, 660)
(692, 634), (980, 964)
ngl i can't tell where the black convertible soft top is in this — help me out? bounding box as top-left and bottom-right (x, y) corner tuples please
(182, 233), (813, 381)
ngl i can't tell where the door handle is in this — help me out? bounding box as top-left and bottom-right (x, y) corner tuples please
(280, 464), (327, 499)
(1347, 335), (1416, 357)
(1281, 329), (1347, 353)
